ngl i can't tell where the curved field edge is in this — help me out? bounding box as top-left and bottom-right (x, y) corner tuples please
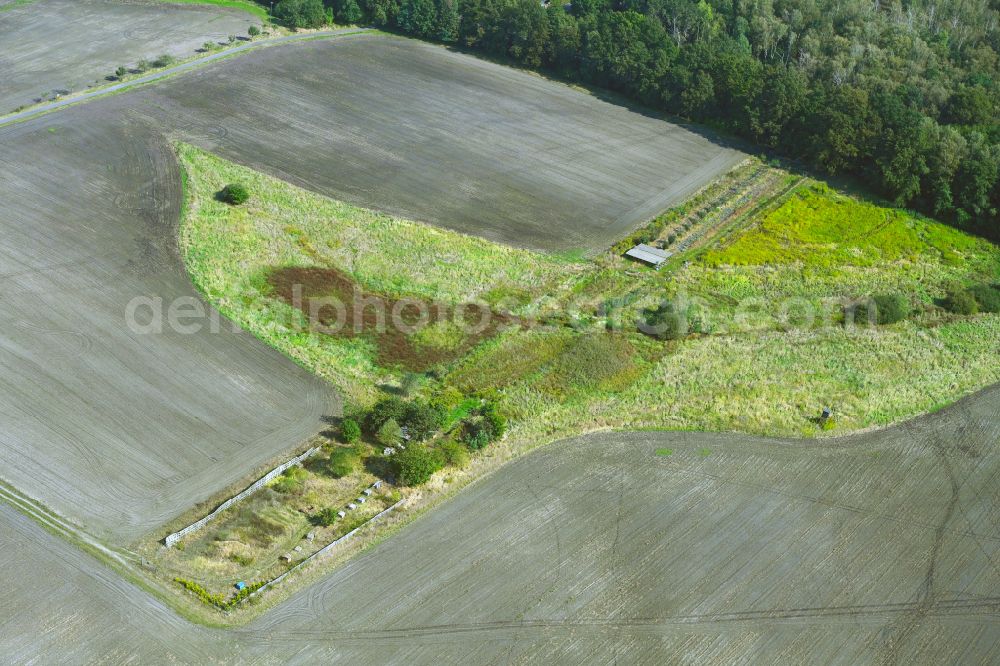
(177, 142), (587, 404)
(167, 146), (1000, 622)
(178, 144), (1000, 437)
(153, 0), (268, 21)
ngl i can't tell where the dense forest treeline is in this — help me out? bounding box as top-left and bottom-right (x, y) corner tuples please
(275, 0), (1000, 239)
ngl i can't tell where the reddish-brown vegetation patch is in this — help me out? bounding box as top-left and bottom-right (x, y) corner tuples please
(268, 266), (516, 371)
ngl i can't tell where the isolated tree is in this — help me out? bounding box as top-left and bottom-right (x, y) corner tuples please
(115, 66), (127, 79)
(848, 293), (909, 326)
(461, 402), (505, 450)
(219, 183), (250, 205)
(943, 288), (979, 315)
(248, 25), (261, 39)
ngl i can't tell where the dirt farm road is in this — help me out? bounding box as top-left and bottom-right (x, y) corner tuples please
(0, 27), (371, 128)
(1, 383), (997, 663)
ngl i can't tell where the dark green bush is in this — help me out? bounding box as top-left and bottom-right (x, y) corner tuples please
(394, 445), (445, 486)
(314, 506), (340, 527)
(340, 418), (361, 443)
(461, 402), (506, 450)
(151, 54), (175, 68)
(943, 288), (979, 315)
(219, 183), (250, 205)
(365, 396), (407, 433)
(365, 397), (446, 442)
(639, 301), (687, 340)
(401, 401), (446, 440)
(970, 284), (1000, 313)
(848, 293), (910, 325)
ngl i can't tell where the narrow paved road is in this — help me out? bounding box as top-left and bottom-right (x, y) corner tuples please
(0, 27), (371, 128)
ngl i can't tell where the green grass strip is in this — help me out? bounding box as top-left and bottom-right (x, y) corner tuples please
(154, 0), (269, 21)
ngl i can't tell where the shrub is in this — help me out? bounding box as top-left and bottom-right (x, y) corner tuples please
(175, 578), (266, 610)
(340, 418), (361, 444)
(174, 578), (225, 608)
(151, 54), (175, 68)
(314, 506), (340, 527)
(942, 288), (979, 315)
(248, 25), (261, 38)
(115, 65), (127, 79)
(376, 418), (403, 448)
(639, 300), (687, 340)
(394, 445), (445, 486)
(969, 284), (1000, 313)
(438, 438), (469, 467)
(328, 446), (359, 478)
(401, 401), (446, 440)
(136, 59), (151, 72)
(365, 396), (407, 433)
(461, 402), (506, 450)
(272, 465), (307, 493)
(481, 402), (506, 440)
(847, 293), (909, 326)
(464, 428), (491, 451)
(219, 183), (250, 205)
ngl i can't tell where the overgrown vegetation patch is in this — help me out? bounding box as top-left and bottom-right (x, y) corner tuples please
(172, 147), (1000, 615)
(266, 266), (517, 371)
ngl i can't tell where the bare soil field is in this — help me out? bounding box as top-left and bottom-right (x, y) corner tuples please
(0, 33), (739, 543)
(79, 34), (740, 253)
(0, 0), (257, 113)
(0, 104), (337, 544)
(1, 385), (997, 662)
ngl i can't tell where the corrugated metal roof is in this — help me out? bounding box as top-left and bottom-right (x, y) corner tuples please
(625, 244), (671, 265)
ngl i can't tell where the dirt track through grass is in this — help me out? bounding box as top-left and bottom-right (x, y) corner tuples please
(1, 384), (997, 662)
(0, 0), (258, 113)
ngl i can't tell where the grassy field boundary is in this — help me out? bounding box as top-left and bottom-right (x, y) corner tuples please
(0, 28), (376, 128)
(155, 0), (269, 21)
(0, 0), (35, 12)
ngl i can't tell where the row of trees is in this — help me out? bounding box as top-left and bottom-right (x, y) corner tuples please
(270, 0), (999, 238)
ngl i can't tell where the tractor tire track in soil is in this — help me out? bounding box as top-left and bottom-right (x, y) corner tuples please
(2, 384), (998, 662)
